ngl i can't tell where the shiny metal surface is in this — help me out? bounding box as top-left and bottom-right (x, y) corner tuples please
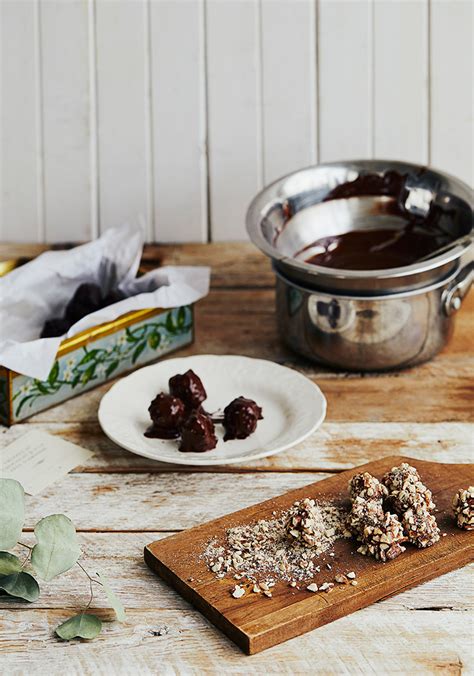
(247, 160), (473, 294)
(275, 266), (463, 372)
(442, 262), (474, 316)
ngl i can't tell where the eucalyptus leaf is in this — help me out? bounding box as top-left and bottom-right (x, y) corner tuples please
(97, 572), (126, 622)
(55, 613), (102, 641)
(0, 479), (25, 549)
(31, 514), (81, 581)
(0, 572), (40, 602)
(0, 552), (22, 576)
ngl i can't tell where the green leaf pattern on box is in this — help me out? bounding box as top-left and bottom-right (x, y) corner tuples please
(12, 306), (192, 419)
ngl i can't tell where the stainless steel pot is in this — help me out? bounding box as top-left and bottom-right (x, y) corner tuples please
(247, 160), (473, 371)
(275, 262), (473, 371)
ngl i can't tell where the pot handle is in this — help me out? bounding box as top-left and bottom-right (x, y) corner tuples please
(442, 262), (474, 316)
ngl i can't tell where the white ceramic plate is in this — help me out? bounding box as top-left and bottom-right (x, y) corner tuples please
(98, 355), (326, 466)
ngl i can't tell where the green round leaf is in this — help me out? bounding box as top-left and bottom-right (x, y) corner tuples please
(31, 514), (81, 581)
(0, 479), (25, 549)
(55, 613), (102, 641)
(97, 571), (126, 622)
(0, 572), (40, 602)
(0, 552), (22, 576)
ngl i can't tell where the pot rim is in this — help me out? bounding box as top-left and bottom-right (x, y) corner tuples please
(274, 261), (462, 301)
(247, 159), (473, 285)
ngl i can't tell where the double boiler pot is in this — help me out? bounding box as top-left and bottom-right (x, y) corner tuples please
(247, 160), (473, 371)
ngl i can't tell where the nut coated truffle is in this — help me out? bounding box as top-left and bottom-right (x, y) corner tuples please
(145, 392), (186, 439)
(179, 411), (217, 453)
(349, 472), (388, 501)
(169, 369), (207, 411)
(223, 396), (263, 441)
(452, 486), (474, 530)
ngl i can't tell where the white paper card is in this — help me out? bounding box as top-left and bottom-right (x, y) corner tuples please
(0, 431), (94, 495)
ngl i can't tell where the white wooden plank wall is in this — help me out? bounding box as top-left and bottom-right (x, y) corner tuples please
(41, 0), (91, 242)
(1, 0), (472, 244)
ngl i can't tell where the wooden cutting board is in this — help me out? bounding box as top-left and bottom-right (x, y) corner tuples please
(145, 456), (474, 654)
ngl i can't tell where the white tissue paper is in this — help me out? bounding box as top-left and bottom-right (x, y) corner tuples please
(0, 225), (210, 380)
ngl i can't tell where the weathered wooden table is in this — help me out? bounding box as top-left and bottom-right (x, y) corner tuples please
(1, 243), (472, 674)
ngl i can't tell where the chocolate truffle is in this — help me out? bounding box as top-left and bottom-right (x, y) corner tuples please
(179, 411), (217, 453)
(222, 396), (263, 441)
(347, 496), (386, 537)
(40, 317), (72, 338)
(349, 472), (388, 501)
(402, 508), (440, 548)
(169, 369), (207, 410)
(453, 486), (474, 530)
(382, 462), (436, 513)
(356, 512), (407, 562)
(145, 392), (186, 439)
(102, 288), (126, 307)
(65, 282), (104, 323)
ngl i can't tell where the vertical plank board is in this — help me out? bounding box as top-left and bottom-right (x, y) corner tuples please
(261, 0), (317, 184)
(0, 0), (42, 242)
(206, 0), (261, 241)
(374, 0), (428, 164)
(96, 0), (152, 237)
(41, 0), (91, 242)
(150, 0), (207, 243)
(431, 0), (473, 187)
(318, 0), (372, 162)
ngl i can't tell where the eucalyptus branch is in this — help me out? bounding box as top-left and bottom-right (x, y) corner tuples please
(1, 477), (125, 642)
(76, 559), (103, 587)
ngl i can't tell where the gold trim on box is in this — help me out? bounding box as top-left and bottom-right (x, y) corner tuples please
(0, 258), (30, 277)
(9, 307), (166, 380)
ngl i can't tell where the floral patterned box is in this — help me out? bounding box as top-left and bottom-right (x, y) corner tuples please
(0, 305), (193, 425)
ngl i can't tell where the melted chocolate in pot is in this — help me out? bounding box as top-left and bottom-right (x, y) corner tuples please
(287, 170), (457, 270)
(304, 227), (449, 270)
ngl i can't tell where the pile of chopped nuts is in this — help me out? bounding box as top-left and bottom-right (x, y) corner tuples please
(452, 486), (474, 530)
(286, 498), (335, 550)
(203, 500), (351, 591)
(382, 463), (440, 548)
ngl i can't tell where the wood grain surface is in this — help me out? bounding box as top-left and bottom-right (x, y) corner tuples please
(0, 242), (472, 674)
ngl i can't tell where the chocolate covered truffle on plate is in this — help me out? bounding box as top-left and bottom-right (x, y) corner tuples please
(145, 392), (186, 439)
(179, 411), (217, 453)
(169, 369), (207, 411)
(223, 396), (263, 441)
